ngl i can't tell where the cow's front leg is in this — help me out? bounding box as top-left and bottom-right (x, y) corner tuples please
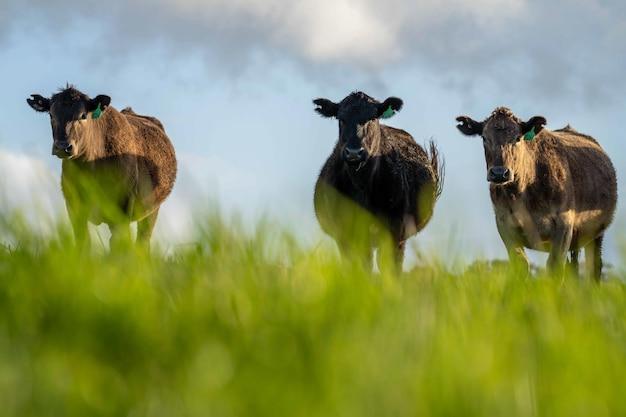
(63, 175), (90, 253)
(109, 222), (131, 254)
(547, 217), (574, 277)
(506, 245), (530, 276)
(496, 217), (530, 275)
(377, 236), (406, 276)
(337, 239), (373, 271)
(68, 210), (90, 253)
(65, 199), (91, 253)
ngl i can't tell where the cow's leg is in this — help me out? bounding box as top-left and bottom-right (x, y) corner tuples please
(67, 207), (90, 253)
(377, 239), (405, 275)
(62, 172), (90, 252)
(109, 222), (131, 254)
(137, 208), (159, 251)
(569, 249), (579, 277)
(584, 235), (604, 282)
(506, 244), (530, 276)
(395, 240), (406, 272)
(497, 225), (529, 275)
(495, 216), (529, 275)
(337, 239), (373, 271)
(547, 220), (574, 277)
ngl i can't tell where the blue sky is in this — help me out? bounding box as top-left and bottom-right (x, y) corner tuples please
(1, 0), (624, 265)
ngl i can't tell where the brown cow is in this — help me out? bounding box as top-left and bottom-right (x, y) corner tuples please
(27, 86), (177, 251)
(456, 107), (617, 280)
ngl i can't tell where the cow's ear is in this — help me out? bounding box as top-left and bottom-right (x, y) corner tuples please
(377, 97), (403, 119)
(87, 95), (111, 119)
(313, 98), (338, 118)
(88, 95), (111, 111)
(521, 116), (547, 138)
(456, 116), (484, 136)
(27, 94), (51, 112)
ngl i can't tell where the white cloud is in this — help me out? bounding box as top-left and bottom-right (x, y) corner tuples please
(279, 0), (398, 64)
(140, 0), (526, 65)
(6, 0), (626, 102)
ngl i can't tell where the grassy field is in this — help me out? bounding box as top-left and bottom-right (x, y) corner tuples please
(0, 213), (625, 417)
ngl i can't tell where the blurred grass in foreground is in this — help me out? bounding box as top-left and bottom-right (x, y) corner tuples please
(0, 212), (625, 417)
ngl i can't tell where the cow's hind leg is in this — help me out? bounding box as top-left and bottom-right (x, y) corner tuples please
(568, 249), (579, 277)
(584, 235), (604, 282)
(137, 208), (159, 251)
(395, 240), (406, 272)
(569, 249), (579, 268)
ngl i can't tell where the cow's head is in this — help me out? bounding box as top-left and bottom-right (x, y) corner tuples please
(27, 86), (111, 159)
(456, 107), (546, 185)
(313, 92), (403, 168)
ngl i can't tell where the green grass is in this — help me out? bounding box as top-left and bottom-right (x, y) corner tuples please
(0, 213), (625, 417)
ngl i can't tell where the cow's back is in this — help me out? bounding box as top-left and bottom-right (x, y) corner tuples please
(549, 128), (617, 215)
(381, 125), (434, 186)
(380, 125), (439, 227)
(122, 108), (177, 209)
(512, 128), (618, 248)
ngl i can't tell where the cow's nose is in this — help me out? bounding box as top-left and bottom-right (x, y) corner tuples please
(53, 142), (73, 158)
(488, 166), (511, 183)
(342, 147), (367, 163)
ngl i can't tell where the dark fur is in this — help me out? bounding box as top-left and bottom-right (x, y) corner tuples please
(314, 92), (443, 272)
(456, 108), (617, 280)
(27, 86), (177, 251)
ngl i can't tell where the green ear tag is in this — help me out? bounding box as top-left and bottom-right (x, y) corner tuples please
(381, 106), (395, 119)
(92, 103), (103, 120)
(523, 126), (536, 141)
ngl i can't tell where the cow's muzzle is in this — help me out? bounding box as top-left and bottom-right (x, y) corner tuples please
(342, 147), (367, 165)
(487, 166), (512, 184)
(52, 142), (73, 159)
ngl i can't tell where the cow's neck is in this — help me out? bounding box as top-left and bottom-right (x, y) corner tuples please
(506, 141), (538, 193)
(68, 112), (115, 162)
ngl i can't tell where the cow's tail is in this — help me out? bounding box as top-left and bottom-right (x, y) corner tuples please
(428, 140), (445, 201)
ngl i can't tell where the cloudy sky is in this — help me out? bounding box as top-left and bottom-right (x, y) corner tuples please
(1, 0), (624, 264)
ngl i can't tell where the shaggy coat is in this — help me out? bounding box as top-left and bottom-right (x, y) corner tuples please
(457, 108), (617, 279)
(314, 93), (443, 271)
(28, 87), (177, 250)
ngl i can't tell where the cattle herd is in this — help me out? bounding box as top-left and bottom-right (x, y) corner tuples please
(27, 86), (618, 280)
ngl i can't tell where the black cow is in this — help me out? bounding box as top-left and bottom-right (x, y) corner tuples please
(313, 92), (443, 272)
